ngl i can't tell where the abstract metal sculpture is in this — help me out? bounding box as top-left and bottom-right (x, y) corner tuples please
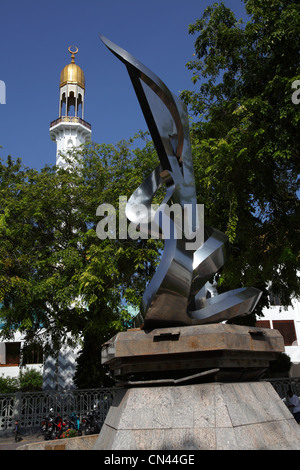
(100, 35), (262, 329)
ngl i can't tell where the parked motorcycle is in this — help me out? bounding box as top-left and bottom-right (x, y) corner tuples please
(41, 408), (55, 440)
(81, 405), (102, 435)
(69, 412), (82, 436)
(54, 413), (69, 439)
(41, 408), (68, 440)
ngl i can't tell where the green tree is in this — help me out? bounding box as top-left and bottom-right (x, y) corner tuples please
(0, 369), (43, 393)
(0, 374), (19, 394)
(18, 368), (43, 392)
(181, 0), (300, 316)
(267, 352), (292, 378)
(0, 135), (161, 384)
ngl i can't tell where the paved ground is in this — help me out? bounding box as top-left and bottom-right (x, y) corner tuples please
(0, 433), (45, 450)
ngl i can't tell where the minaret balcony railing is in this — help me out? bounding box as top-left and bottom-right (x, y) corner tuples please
(50, 116), (92, 130)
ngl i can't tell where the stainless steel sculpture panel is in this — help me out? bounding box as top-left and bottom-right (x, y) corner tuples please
(100, 35), (262, 329)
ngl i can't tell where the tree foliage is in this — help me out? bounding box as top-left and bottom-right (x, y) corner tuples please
(181, 0), (300, 314)
(0, 368), (43, 393)
(0, 374), (19, 394)
(0, 135), (160, 365)
(18, 368), (43, 392)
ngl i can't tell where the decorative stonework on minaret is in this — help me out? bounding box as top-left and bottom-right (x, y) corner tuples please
(49, 46), (92, 168)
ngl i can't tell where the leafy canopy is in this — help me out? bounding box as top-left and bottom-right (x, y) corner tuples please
(181, 0), (299, 314)
(0, 134), (161, 354)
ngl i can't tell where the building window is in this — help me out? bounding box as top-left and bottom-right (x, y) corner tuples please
(22, 343), (44, 365)
(269, 293), (282, 306)
(272, 320), (297, 346)
(5, 342), (21, 365)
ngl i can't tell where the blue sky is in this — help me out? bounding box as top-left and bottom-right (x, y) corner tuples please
(0, 0), (249, 170)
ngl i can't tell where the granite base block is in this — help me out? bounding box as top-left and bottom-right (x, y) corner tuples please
(94, 381), (300, 450)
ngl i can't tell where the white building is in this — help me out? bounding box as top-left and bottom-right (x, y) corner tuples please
(49, 45), (91, 167)
(44, 46), (91, 389)
(0, 327), (43, 379)
(256, 295), (300, 377)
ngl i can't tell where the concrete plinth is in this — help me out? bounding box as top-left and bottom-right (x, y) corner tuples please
(94, 381), (300, 450)
(101, 324), (284, 382)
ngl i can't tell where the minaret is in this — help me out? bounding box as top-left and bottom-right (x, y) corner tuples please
(50, 46), (92, 168)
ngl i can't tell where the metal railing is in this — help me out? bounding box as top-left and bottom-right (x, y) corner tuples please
(262, 377), (300, 399)
(1, 378), (300, 437)
(0, 387), (116, 437)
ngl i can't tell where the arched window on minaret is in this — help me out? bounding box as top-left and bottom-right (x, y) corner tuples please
(60, 92), (66, 117)
(68, 91), (76, 117)
(77, 93), (83, 118)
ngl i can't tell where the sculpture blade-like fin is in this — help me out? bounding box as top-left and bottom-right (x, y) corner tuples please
(190, 227), (230, 298)
(189, 287), (262, 324)
(100, 34), (185, 170)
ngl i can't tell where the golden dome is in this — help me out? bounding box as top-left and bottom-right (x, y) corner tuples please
(60, 46), (85, 89)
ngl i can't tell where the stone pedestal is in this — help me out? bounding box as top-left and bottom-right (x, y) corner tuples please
(94, 381), (300, 450)
(101, 324), (284, 382)
(96, 324), (299, 450)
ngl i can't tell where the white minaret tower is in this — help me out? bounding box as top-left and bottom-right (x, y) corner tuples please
(50, 46), (92, 168)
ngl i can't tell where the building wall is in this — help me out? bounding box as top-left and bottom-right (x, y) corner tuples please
(0, 331), (43, 379)
(257, 298), (300, 377)
(42, 345), (80, 391)
(0, 331), (79, 389)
